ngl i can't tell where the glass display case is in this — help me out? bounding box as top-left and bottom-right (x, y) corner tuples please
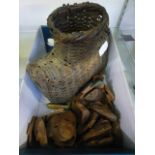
(111, 0), (135, 102)
(19, 0), (135, 154)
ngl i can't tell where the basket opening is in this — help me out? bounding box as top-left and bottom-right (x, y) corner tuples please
(53, 7), (103, 33)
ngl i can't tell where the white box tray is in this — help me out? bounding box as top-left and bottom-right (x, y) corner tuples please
(19, 26), (135, 149)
